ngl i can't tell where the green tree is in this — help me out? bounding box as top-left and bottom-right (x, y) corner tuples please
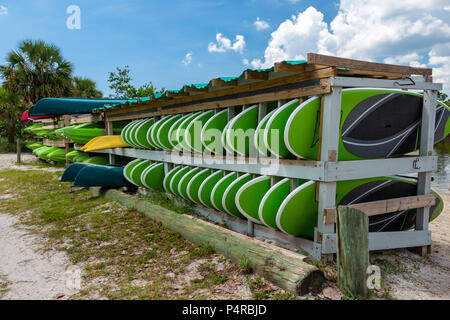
(0, 86), (23, 143)
(71, 76), (103, 98)
(1, 40), (73, 106)
(108, 65), (164, 99)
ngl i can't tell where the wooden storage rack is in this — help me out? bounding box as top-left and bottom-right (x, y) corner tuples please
(90, 53), (441, 261)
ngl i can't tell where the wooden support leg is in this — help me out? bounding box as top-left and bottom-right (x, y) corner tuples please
(337, 206), (369, 298)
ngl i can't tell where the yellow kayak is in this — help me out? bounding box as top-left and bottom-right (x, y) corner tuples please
(83, 135), (129, 152)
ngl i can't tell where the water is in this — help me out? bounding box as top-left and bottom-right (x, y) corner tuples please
(434, 142), (450, 194)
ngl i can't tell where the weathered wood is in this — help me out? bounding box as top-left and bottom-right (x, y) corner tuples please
(211, 78), (238, 88)
(91, 188), (325, 295)
(71, 114), (102, 124)
(108, 84), (331, 121)
(324, 194), (436, 224)
(183, 85), (209, 94)
(43, 139), (70, 147)
(337, 206), (369, 298)
(308, 53), (432, 76)
(16, 138), (21, 163)
(105, 67), (336, 118)
(245, 70), (269, 81)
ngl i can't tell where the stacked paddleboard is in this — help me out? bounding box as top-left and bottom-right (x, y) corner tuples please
(119, 89), (450, 160)
(114, 88), (449, 240)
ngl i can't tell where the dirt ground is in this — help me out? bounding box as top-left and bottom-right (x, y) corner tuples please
(0, 152), (449, 300)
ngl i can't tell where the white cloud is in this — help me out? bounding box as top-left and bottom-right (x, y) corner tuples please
(0, 5), (8, 15)
(182, 51), (193, 66)
(254, 17), (270, 31)
(208, 33), (246, 53)
(250, 1), (450, 93)
(242, 59), (249, 66)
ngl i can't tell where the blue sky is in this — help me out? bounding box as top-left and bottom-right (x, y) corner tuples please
(1, 0), (450, 96)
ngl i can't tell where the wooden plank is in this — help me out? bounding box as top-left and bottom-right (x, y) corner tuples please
(337, 206), (369, 298)
(43, 139), (70, 148)
(337, 68), (407, 79)
(108, 83), (331, 121)
(107, 67), (336, 117)
(211, 78), (238, 87)
(308, 53), (432, 76)
(245, 70), (269, 81)
(165, 91), (189, 98)
(274, 62), (306, 73)
(183, 85), (209, 94)
(71, 114), (102, 124)
(324, 194), (436, 224)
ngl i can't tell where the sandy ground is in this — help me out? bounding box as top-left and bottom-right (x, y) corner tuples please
(0, 152), (449, 300)
(0, 214), (78, 300)
(0, 153), (75, 300)
(382, 192), (450, 300)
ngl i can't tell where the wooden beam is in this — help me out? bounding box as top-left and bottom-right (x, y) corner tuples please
(165, 91), (189, 98)
(183, 85), (209, 94)
(107, 67), (336, 118)
(337, 206), (369, 298)
(92, 188), (325, 295)
(274, 62), (306, 73)
(211, 78), (238, 88)
(324, 194), (436, 224)
(337, 68), (408, 79)
(108, 83), (331, 121)
(244, 70), (269, 81)
(308, 53), (432, 76)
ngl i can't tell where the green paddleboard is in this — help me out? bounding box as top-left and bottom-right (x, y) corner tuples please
(163, 165), (183, 192)
(187, 168), (211, 204)
(129, 160), (152, 187)
(127, 120), (146, 148)
(169, 166), (191, 197)
(222, 173), (252, 218)
(120, 121), (135, 146)
(201, 109), (228, 154)
(141, 162), (165, 191)
(276, 176), (444, 239)
(254, 109), (276, 157)
(185, 110), (215, 153)
(124, 159), (145, 184)
(149, 117), (171, 150)
(157, 114), (182, 150)
(178, 167), (202, 200)
(211, 172), (239, 212)
(168, 113), (193, 151)
(285, 89), (450, 161)
(134, 118), (155, 149)
(258, 178), (307, 230)
(221, 121), (235, 154)
(177, 112), (203, 152)
(198, 170), (225, 208)
(236, 175), (271, 223)
(264, 99), (299, 158)
(225, 105), (259, 156)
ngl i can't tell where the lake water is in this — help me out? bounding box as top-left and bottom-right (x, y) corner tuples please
(434, 142), (450, 194)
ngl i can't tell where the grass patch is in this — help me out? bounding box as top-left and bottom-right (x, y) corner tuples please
(0, 168), (293, 300)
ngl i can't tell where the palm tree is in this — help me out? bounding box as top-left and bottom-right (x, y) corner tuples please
(71, 77), (103, 98)
(0, 86), (22, 143)
(0, 39), (73, 105)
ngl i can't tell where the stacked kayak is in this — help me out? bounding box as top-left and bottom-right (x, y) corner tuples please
(61, 163), (132, 188)
(82, 135), (129, 152)
(26, 142), (44, 151)
(156, 165), (443, 240)
(63, 122), (105, 144)
(119, 89), (450, 160)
